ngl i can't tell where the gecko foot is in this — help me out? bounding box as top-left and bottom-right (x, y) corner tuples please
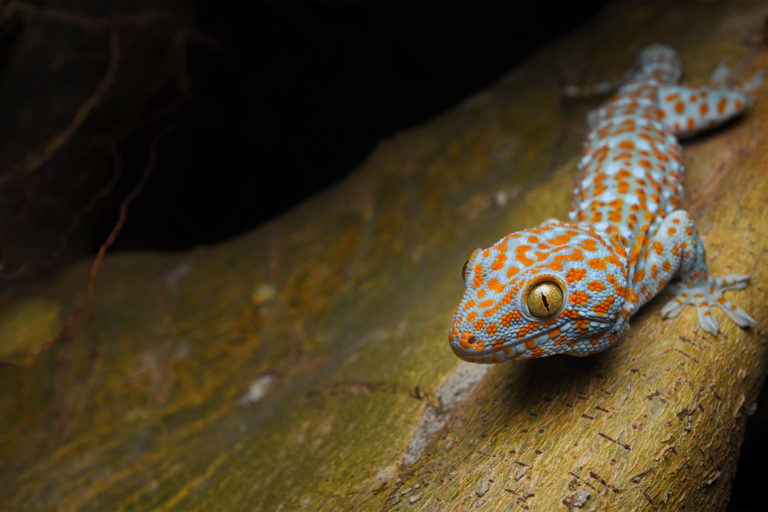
(710, 63), (730, 86)
(743, 70), (765, 94)
(660, 274), (756, 334)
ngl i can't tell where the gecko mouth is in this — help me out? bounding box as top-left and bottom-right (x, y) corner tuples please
(452, 315), (616, 358)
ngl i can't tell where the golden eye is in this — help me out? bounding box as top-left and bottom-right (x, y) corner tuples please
(526, 281), (564, 318)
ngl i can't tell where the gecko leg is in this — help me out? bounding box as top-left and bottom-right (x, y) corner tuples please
(632, 210), (756, 334)
(657, 70), (764, 137)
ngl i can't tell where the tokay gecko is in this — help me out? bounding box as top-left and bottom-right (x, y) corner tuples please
(449, 44), (762, 363)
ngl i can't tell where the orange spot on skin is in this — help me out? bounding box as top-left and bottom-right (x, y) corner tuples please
(569, 291), (589, 306)
(653, 241), (664, 255)
(588, 259), (607, 270)
(717, 97), (727, 114)
(663, 260), (671, 272)
(587, 280), (604, 291)
(483, 301), (504, 317)
(634, 269), (645, 283)
(491, 253), (507, 271)
(479, 299), (494, 308)
(699, 102), (708, 116)
(515, 245), (535, 266)
(507, 266), (519, 278)
(567, 267), (586, 283)
(735, 98), (742, 110)
(488, 278), (504, 293)
(473, 264), (484, 288)
(550, 234), (575, 245)
(579, 239), (598, 252)
(501, 311), (521, 327)
(675, 101), (685, 114)
(482, 248), (490, 258)
(687, 118), (695, 130)
(606, 274), (626, 297)
(524, 339), (536, 350)
(555, 249), (584, 263)
(531, 347), (544, 358)
(592, 295), (615, 315)
(605, 255), (622, 268)
(467, 311), (478, 322)
(477, 289), (486, 299)
(463, 300), (475, 311)
(618, 140), (635, 150)
(486, 323), (498, 336)
(474, 319), (485, 330)
(516, 322), (537, 339)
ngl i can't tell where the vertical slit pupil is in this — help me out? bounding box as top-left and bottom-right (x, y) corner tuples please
(541, 292), (550, 311)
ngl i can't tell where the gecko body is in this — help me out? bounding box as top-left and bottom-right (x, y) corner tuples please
(449, 44), (760, 363)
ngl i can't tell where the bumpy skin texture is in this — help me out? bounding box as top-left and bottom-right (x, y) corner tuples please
(449, 45), (760, 363)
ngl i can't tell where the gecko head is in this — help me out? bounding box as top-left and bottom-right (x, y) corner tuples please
(634, 44), (681, 85)
(448, 221), (632, 363)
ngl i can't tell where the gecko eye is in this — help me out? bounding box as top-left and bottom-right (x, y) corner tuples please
(461, 249), (480, 282)
(526, 281), (564, 318)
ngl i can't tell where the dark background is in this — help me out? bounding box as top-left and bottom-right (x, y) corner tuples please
(102, 2), (607, 251)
